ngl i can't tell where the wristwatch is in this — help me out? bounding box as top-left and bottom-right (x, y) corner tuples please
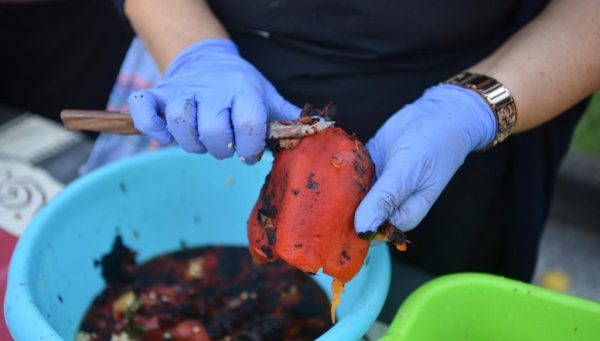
(445, 71), (517, 149)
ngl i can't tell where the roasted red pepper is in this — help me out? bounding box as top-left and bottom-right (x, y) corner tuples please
(247, 105), (407, 322)
(248, 127), (372, 283)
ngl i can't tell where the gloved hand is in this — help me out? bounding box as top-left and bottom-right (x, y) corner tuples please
(354, 84), (497, 233)
(128, 38), (300, 164)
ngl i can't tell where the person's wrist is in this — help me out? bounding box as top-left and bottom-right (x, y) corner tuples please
(445, 71), (517, 150)
(164, 38), (239, 77)
(421, 84), (497, 151)
(449, 84), (498, 151)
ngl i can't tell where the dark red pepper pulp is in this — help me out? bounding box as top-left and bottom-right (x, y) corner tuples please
(78, 237), (331, 341)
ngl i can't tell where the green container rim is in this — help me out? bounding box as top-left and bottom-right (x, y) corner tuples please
(383, 273), (600, 340)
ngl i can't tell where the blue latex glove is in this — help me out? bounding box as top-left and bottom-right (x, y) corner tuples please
(355, 84), (497, 233)
(128, 39), (300, 164)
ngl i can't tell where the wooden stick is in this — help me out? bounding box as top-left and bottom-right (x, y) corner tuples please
(60, 109), (335, 138)
(60, 110), (140, 135)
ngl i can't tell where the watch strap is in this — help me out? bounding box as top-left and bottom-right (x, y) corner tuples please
(446, 71), (517, 149)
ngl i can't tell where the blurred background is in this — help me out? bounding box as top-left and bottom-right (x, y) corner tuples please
(0, 1), (599, 339)
(532, 94), (600, 301)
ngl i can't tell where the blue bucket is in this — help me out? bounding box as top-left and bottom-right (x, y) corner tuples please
(4, 148), (390, 340)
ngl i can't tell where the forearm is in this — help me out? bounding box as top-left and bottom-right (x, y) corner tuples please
(471, 0), (600, 132)
(124, 0), (228, 72)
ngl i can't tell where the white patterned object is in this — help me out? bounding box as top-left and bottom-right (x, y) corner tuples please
(0, 159), (63, 236)
(0, 113), (82, 163)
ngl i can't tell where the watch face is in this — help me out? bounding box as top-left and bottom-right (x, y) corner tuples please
(499, 106), (517, 128)
(498, 108), (510, 134)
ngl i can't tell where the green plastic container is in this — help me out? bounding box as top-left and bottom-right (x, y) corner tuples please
(382, 273), (600, 341)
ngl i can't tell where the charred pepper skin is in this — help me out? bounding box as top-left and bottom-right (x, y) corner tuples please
(80, 245), (330, 340)
(248, 127), (373, 284)
(248, 109), (409, 323)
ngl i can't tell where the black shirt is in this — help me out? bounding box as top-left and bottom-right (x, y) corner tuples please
(0, 0), (131, 121)
(209, 0), (546, 139)
(207, 0), (586, 281)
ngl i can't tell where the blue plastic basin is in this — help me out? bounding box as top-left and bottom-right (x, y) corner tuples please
(4, 148), (390, 341)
